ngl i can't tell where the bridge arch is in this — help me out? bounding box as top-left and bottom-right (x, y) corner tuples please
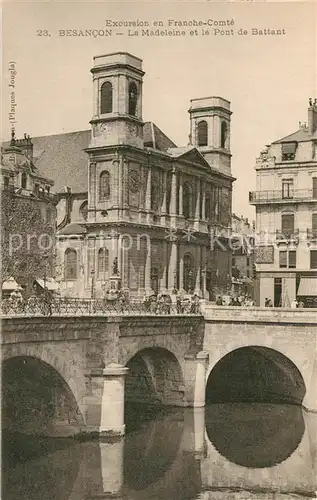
(124, 347), (185, 407)
(2, 355), (85, 435)
(205, 346), (306, 405)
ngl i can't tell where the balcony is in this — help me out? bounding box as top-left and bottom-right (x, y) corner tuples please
(307, 228), (317, 242)
(276, 228), (299, 244)
(249, 189), (317, 205)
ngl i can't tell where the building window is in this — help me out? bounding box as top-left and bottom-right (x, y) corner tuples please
(247, 269), (250, 278)
(289, 250), (296, 269)
(128, 82), (138, 116)
(279, 250), (296, 268)
(310, 250), (317, 269)
(281, 213), (294, 236)
(21, 172), (27, 189)
(274, 278), (282, 307)
(34, 183), (39, 196)
(282, 179), (294, 199)
(197, 121), (208, 147)
(232, 257), (236, 266)
(313, 178), (317, 198)
(246, 257), (250, 266)
(99, 171), (110, 200)
(312, 213), (317, 231)
(221, 121), (227, 149)
(79, 201), (88, 221)
(183, 182), (192, 219)
(98, 248), (109, 279)
(3, 176), (9, 190)
(279, 251), (287, 268)
(100, 81), (112, 114)
(281, 142), (297, 161)
(64, 249), (77, 280)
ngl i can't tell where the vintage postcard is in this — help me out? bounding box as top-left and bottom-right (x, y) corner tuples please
(1, 1), (316, 499)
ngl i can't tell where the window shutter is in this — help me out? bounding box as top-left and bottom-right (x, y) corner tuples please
(279, 251), (287, 268)
(281, 214), (294, 233)
(288, 251), (296, 269)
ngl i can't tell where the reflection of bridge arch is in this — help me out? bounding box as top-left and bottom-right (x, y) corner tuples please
(206, 346), (306, 406)
(205, 403), (305, 468)
(2, 356), (84, 435)
(125, 347), (185, 406)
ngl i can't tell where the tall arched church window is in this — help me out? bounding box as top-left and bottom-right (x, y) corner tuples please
(221, 121), (228, 149)
(21, 172), (27, 189)
(129, 82), (138, 116)
(79, 201), (88, 221)
(197, 121), (208, 147)
(98, 248), (109, 279)
(183, 253), (194, 293)
(183, 182), (192, 219)
(100, 82), (113, 114)
(99, 171), (110, 200)
(64, 248), (77, 280)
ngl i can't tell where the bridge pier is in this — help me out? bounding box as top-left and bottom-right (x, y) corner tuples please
(184, 351), (209, 407)
(84, 363), (129, 437)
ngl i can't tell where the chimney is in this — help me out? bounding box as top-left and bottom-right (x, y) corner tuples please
(308, 98), (317, 135)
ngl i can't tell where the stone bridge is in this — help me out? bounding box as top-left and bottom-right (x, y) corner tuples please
(1, 307), (317, 437)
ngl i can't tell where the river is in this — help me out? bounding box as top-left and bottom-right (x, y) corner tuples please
(2, 403), (316, 500)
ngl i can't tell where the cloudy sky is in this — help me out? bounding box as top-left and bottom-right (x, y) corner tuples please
(2, 1), (316, 219)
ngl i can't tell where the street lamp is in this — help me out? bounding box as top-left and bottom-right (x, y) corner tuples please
(188, 270), (193, 295)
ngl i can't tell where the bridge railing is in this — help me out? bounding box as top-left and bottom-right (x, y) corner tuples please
(0, 297), (203, 318)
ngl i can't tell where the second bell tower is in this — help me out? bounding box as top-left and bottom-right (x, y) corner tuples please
(90, 52), (144, 149)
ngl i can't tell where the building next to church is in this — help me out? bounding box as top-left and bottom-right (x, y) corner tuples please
(231, 213), (255, 298)
(9, 52), (235, 299)
(250, 98), (317, 307)
(1, 133), (57, 295)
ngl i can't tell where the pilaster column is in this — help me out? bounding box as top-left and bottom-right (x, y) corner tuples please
(100, 363), (129, 436)
(201, 245), (207, 298)
(170, 168), (177, 216)
(162, 170), (167, 214)
(179, 250), (184, 291)
(168, 241), (177, 290)
(145, 166), (152, 211)
(201, 181), (206, 221)
(195, 178), (201, 220)
(160, 239), (168, 292)
(194, 246), (201, 294)
(144, 237), (152, 294)
(178, 173), (183, 216)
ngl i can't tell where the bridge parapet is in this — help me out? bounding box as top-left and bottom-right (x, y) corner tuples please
(203, 305), (317, 324)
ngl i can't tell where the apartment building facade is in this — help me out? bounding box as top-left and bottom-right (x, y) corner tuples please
(250, 99), (317, 306)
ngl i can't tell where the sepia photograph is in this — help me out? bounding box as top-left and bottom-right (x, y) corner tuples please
(1, 1), (316, 499)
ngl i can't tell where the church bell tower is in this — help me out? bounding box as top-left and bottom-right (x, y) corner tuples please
(89, 52), (145, 149)
(189, 96), (232, 176)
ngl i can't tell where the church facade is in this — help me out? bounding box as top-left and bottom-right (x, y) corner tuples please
(53, 52), (235, 299)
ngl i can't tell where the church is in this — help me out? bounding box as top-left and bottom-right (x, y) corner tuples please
(10, 52), (235, 299)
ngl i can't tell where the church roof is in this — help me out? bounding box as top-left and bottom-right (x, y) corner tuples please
(273, 127), (317, 144)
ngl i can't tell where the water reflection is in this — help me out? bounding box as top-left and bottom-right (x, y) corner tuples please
(2, 404), (316, 500)
(205, 403), (305, 468)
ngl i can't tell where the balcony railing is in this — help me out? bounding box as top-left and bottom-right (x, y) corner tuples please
(0, 296), (203, 318)
(249, 189), (317, 204)
(276, 229), (299, 243)
(307, 228), (317, 241)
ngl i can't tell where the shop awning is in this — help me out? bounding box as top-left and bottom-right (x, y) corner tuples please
(297, 277), (317, 297)
(2, 278), (22, 291)
(35, 278), (59, 291)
